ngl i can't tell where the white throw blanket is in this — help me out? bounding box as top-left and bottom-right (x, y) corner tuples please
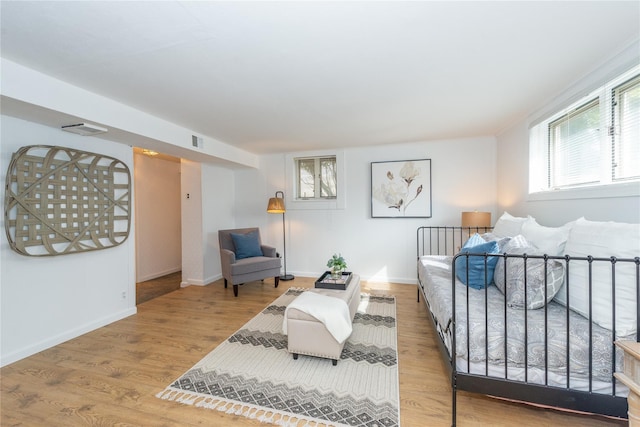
(283, 291), (353, 344)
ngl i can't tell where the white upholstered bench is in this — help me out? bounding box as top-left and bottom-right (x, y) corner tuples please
(284, 274), (361, 365)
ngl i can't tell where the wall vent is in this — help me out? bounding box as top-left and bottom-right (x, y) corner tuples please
(192, 135), (203, 148)
(61, 123), (108, 136)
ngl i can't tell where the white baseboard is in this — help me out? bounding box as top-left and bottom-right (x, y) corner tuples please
(1, 307), (137, 368)
(137, 266), (181, 283)
(181, 273), (222, 287)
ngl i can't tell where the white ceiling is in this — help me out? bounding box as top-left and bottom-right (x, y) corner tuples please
(1, 1), (639, 155)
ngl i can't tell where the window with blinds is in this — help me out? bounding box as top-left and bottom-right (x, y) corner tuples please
(549, 99), (600, 188)
(530, 65), (640, 193)
(613, 75), (640, 181)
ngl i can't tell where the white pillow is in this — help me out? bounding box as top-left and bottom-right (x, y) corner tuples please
(555, 218), (639, 336)
(492, 212), (530, 238)
(521, 218), (575, 256)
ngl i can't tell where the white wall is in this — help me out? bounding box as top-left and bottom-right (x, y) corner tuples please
(180, 159), (204, 285)
(134, 153), (181, 282)
(180, 160), (237, 286)
(496, 42), (640, 226)
(0, 115), (136, 366)
(233, 137), (498, 284)
(202, 163), (236, 284)
(496, 121), (640, 225)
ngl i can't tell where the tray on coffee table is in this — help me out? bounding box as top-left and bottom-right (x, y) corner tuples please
(315, 271), (352, 290)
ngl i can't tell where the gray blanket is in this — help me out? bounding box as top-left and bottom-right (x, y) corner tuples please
(419, 255), (634, 386)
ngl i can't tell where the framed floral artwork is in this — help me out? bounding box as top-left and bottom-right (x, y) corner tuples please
(371, 159), (432, 218)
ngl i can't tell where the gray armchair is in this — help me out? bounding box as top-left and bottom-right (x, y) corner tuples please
(218, 228), (281, 297)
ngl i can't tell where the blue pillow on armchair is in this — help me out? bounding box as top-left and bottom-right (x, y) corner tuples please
(231, 230), (263, 259)
(455, 234), (500, 289)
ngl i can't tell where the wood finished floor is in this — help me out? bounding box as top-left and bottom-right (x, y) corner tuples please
(1, 276), (626, 426)
(136, 271), (182, 305)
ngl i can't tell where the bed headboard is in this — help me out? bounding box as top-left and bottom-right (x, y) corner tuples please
(416, 226), (493, 257)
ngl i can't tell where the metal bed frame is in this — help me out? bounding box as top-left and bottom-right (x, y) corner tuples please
(416, 226), (639, 426)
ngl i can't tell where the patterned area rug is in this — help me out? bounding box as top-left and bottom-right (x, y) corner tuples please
(157, 288), (399, 427)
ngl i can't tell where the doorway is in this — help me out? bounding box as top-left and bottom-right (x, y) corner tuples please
(133, 148), (182, 304)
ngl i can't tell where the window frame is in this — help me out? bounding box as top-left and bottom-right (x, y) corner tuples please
(285, 150), (345, 210)
(528, 64), (640, 201)
(547, 97), (601, 189)
(612, 75), (640, 182)
(294, 156), (337, 200)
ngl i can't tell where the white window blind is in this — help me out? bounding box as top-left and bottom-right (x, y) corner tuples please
(529, 65), (640, 194)
(549, 99), (600, 188)
(613, 75), (640, 181)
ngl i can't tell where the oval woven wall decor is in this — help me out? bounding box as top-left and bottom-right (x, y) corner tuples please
(4, 145), (131, 256)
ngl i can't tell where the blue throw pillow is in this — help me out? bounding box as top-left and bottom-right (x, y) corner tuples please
(231, 231), (263, 259)
(455, 234), (500, 289)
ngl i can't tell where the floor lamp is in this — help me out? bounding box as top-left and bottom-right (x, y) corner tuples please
(267, 191), (294, 281)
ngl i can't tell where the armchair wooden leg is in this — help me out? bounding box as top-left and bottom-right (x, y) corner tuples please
(274, 276), (280, 288)
(233, 284), (239, 297)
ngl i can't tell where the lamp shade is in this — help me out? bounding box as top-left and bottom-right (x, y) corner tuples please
(267, 191), (285, 213)
(461, 211), (491, 228)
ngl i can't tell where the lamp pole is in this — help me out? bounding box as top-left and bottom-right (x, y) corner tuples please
(267, 191), (294, 281)
(280, 207), (293, 280)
